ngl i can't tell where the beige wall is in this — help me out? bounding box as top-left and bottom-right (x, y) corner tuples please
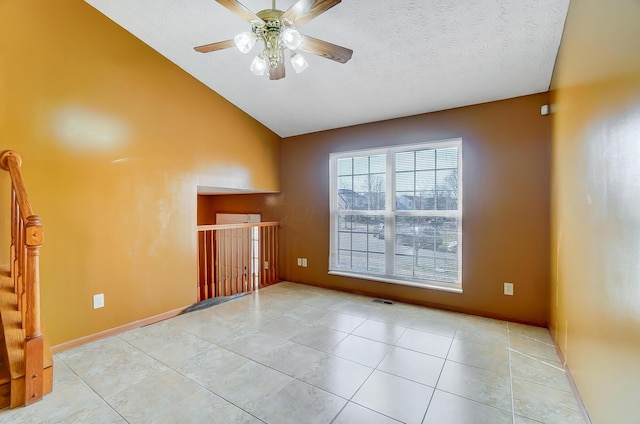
(550, 1), (640, 423)
(281, 94), (551, 325)
(0, 1), (280, 345)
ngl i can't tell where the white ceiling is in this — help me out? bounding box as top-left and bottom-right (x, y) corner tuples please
(85, 0), (570, 138)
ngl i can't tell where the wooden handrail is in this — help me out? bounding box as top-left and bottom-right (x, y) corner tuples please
(0, 150), (45, 405)
(1, 150), (34, 220)
(197, 221), (282, 231)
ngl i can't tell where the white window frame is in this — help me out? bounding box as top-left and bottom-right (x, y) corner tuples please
(329, 138), (463, 293)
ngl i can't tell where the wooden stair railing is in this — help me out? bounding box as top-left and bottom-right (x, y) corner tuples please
(197, 221), (281, 301)
(0, 150), (52, 409)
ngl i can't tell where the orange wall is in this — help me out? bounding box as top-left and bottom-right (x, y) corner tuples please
(0, 1), (280, 345)
(281, 94), (551, 325)
(550, 1), (640, 422)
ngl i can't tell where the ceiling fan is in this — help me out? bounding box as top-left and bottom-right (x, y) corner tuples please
(194, 0), (353, 80)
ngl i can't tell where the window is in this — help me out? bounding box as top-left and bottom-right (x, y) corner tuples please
(329, 139), (462, 292)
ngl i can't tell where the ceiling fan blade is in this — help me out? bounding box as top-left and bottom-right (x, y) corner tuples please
(269, 61), (286, 80)
(194, 40), (236, 53)
(282, 0), (341, 27)
(298, 35), (353, 64)
(215, 0), (263, 23)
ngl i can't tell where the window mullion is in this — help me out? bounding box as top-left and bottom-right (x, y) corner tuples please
(385, 150), (395, 276)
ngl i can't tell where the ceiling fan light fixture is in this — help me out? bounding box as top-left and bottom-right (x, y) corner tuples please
(281, 28), (303, 50)
(234, 31), (257, 54)
(250, 55), (268, 76)
(290, 52), (309, 73)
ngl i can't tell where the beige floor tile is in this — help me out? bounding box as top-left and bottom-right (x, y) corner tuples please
(58, 337), (169, 398)
(332, 335), (392, 368)
(423, 389), (513, 424)
(512, 377), (586, 424)
(172, 344), (249, 387)
(290, 324), (348, 352)
(353, 370), (433, 424)
(396, 328), (453, 358)
(377, 346), (444, 387)
(455, 320), (509, 347)
(152, 389), (262, 424)
(436, 360), (512, 412)
(0, 377), (108, 424)
(510, 333), (560, 362)
(258, 341), (325, 377)
(298, 354), (373, 399)
(514, 415), (544, 423)
(508, 322), (554, 344)
(55, 402), (127, 424)
(367, 306), (417, 326)
(447, 338), (510, 374)
(248, 379), (346, 424)
(282, 304), (331, 322)
(255, 314), (313, 339)
(315, 311), (366, 333)
(408, 313), (460, 337)
(119, 322), (215, 367)
(510, 350), (573, 392)
(105, 369), (203, 423)
(208, 361), (293, 412)
(352, 319), (407, 344)
(335, 301), (380, 318)
(220, 328), (289, 360)
(333, 402), (402, 424)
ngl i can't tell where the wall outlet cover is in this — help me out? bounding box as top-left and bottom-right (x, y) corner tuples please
(504, 282), (514, 296)
(93, 293), (105, 309)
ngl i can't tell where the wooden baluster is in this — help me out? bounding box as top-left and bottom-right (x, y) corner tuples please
(10, 189), (17, 281)
(271, 227), (280, 283)
(216, 229), (221, 297)
(208, 230), (214, 299)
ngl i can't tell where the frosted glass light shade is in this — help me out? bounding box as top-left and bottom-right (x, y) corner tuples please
(291, 53), (309, 73)
(234, 31), (256, 54)
(281, 28), (303, 50)
(250, 55), (268, 75)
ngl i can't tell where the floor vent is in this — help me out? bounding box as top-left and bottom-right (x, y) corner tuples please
(371, 299), (395, 305)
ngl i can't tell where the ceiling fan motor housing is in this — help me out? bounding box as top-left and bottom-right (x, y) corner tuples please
(253, 9), (290, 68)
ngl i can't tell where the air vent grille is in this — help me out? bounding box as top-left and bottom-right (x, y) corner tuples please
(371, 299), (395, 305)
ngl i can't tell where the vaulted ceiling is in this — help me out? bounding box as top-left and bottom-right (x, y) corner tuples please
(85, 0), (570, 137)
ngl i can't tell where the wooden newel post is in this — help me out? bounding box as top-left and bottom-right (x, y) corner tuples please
(24, 215), (44, 405)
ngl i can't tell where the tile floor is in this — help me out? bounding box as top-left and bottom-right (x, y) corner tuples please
(0, 282), (588, 424)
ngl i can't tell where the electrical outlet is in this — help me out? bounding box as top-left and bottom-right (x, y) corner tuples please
(297, 258), (302, 266)
(264, 261), (269, 270)
(93, 293), (105, 309)
(504, 282), (514, 296)
(302, 258), (308, 267)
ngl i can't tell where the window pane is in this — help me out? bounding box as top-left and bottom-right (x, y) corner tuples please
(437, 147), (458, 169)
(369, 174), (386, 210)
(334, 214), (384, 274)
(370, 154), (386, 173)
(396, 151), (414, 171)
(353, 156), (369, 174)
(337, 158), (353, 176)
(395, 171), (414, 192)
(416, 149), (435, 170)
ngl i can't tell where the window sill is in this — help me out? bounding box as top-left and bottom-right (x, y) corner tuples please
(328, 270), (463, 294)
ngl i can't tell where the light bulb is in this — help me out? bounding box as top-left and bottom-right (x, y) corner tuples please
(281, 28), (303, 50)
(250, 55), (267, 76)
(291, 53), (309, 73)
(234, 31), (256, 54)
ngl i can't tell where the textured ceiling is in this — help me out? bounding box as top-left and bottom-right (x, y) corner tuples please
(85, 0), (570, 137)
